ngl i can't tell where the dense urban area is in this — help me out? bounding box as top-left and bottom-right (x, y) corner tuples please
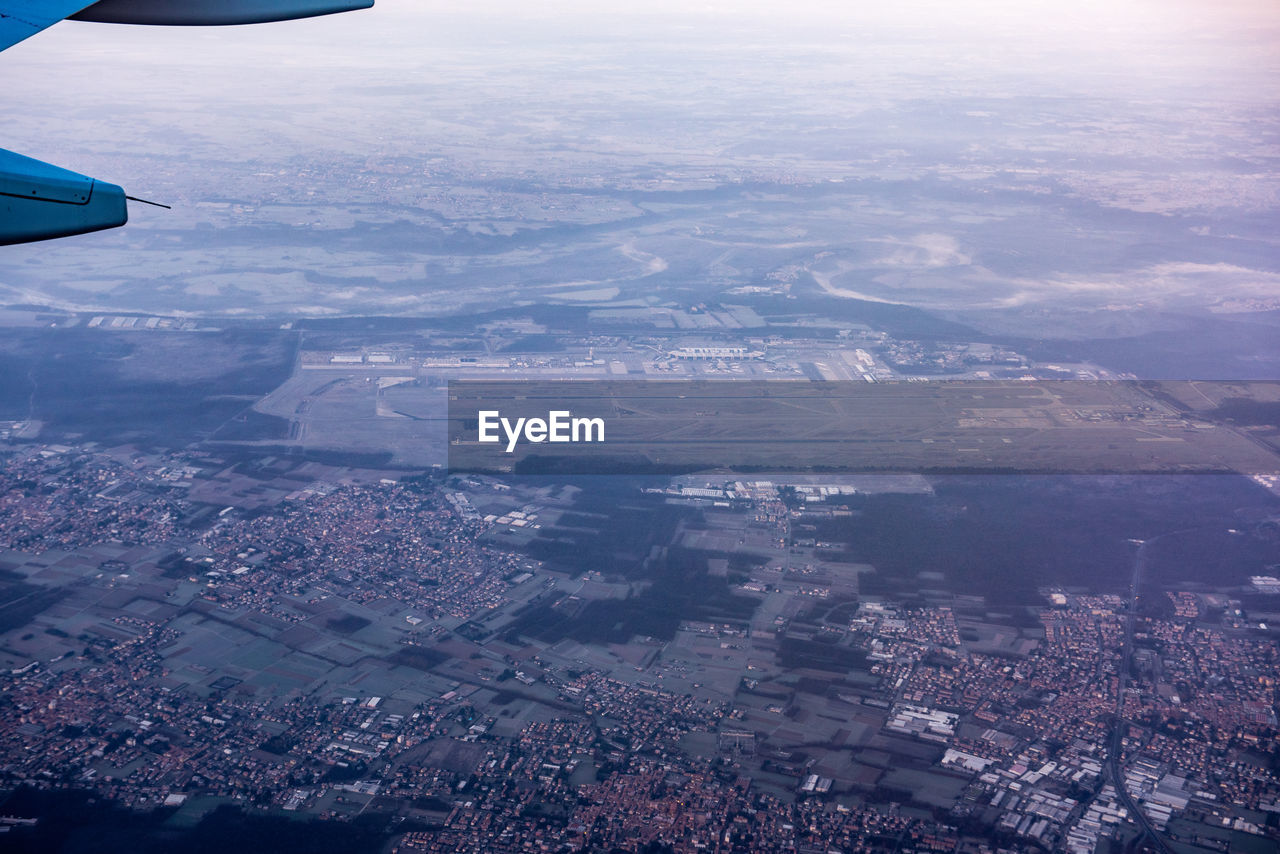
(0, 310), (1277, 852)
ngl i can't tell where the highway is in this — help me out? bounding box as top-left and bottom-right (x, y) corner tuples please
(1106, 537), (1173, 854)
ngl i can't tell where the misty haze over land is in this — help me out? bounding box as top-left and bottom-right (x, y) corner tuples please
(0, 1), (1276, 351)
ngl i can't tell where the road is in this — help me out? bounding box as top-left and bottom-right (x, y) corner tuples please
(1106, 537), (1173, 854)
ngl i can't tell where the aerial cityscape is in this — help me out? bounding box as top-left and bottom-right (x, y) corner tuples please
(1, 2), (1278, 852)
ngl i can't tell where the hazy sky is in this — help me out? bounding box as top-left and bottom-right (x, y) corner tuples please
(1, 0), (1273, 154)
(1, 1), (1272, 173)
(5, 0), (1276, 103)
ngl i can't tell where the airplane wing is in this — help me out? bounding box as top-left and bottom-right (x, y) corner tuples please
(0, 1), (96, 52)
(0, 147), (128, 246)
(1, 0), (373, 245)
